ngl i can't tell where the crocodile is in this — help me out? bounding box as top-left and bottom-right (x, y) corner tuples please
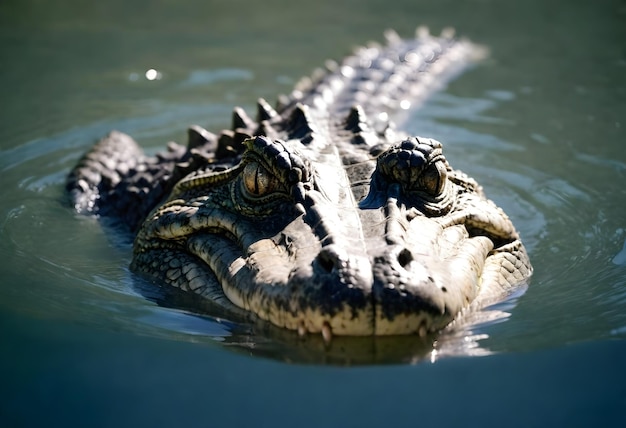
(66, 28), (532, 339)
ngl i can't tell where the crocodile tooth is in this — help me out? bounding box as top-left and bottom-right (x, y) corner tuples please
(418, 322), (427, 338)
(297, 321), (306, 337)
(256, 97), (278, 122)
(321, 322), (333, 344)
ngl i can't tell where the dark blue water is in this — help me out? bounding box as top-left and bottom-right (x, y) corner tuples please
(1, 0), (625, 426)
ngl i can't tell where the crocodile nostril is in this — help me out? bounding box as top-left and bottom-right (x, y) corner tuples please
(317, 248), (337, 273)
(397, 248), (413, 268)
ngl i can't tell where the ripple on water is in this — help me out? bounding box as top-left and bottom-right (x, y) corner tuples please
(2, 85), (625, 364)
(406, 89), (626, 352)
(0, 91), (534, 363)
(613, 238), (626, 266)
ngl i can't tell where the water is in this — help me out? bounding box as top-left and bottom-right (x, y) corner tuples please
(1, 0), (625, 426)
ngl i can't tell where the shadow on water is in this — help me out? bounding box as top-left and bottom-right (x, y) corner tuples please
(131, 271), (528, 365)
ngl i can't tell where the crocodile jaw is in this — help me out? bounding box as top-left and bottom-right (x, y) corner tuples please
(131, 185), (497, 336)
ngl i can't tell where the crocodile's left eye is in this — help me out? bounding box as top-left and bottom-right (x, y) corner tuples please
(242, 161), (278, 197)
(418, 159), (448, 197)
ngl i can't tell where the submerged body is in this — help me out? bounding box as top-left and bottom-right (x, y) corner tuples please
(67, 29), (531, 337)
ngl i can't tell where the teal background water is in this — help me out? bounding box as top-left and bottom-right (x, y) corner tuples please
(1, 0), (625, 426)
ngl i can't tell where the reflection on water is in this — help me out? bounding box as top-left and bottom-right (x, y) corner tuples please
(179, 68), (254, 87)
(130, 270), (528, 364)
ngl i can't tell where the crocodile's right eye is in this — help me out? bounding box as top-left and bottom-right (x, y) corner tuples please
(242, 161), (278, 197)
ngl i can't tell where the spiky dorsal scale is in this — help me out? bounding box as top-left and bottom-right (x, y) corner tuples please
(275, 94), (290, 112)
(187, 125), (217, 151)
(216, 130), (238, 158)
(256, 120), (280, 141)
(383, 29), (402, 45)
(324, 59), (338, 72)
(344, 105), (370, 133)
(415, 25), (430, 39)
(342, 105), (379, 148)
(310, 67), (326, 84)
(232, 107), (255, 131)
(287, 104), (318, 144)
(256, 98), (278, 122)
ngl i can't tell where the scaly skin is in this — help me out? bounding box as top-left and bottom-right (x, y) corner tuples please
(67, 29), (532, 338)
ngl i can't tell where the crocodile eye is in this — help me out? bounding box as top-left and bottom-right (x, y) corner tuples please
(242, 161), (276, 197)
(419, 160), (448, 196)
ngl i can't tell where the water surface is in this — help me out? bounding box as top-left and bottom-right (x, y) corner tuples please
(1, 0), (625, 426)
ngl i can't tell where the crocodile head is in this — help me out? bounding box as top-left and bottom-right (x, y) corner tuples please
(132, 134), (530, 337)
